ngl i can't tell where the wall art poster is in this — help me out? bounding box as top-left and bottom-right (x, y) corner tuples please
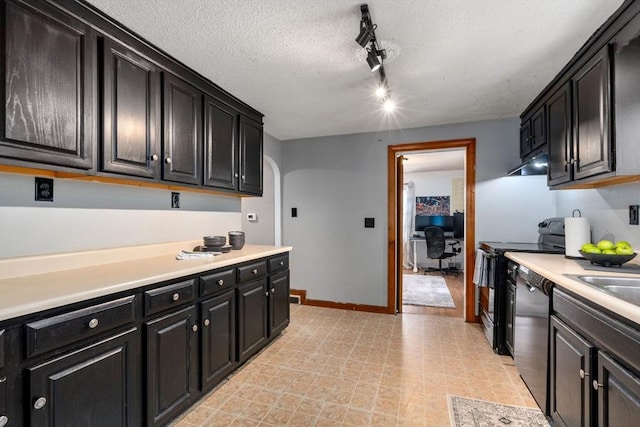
(416, 196), (450, 216)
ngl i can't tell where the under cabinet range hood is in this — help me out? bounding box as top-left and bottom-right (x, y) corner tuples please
(507, 153), (549, 176)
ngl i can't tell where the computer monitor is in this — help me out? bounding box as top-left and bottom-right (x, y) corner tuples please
(415, 215), (454, 233)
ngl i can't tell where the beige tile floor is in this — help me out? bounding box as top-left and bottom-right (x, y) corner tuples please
(172, 304), (539, 427)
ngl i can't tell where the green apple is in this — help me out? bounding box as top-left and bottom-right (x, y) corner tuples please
(582, 246), (602, 254)
(602, 249), (617, 255)
(581, 243), (597, 252)
(615, 241), (632, 249)
(616, 246), (634, 255)
(596, 240), (615, 251)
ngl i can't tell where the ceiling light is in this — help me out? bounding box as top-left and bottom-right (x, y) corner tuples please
(366, 49), (381, 72)
(355, 22), (373, 47)
(376, 85), (387, 98)
(383, 99), (396, 113)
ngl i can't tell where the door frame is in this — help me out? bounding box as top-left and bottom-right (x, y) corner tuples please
(387, 138), (477, 321)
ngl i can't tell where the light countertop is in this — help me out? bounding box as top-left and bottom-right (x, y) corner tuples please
(0, 242), (292, 322)
(505, 252), (640, 325)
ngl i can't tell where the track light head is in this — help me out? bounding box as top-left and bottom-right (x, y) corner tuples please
(355, 22), (374, 47)
(366, 49), (381, 72)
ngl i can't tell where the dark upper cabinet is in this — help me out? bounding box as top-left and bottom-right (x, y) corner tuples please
(203, 95), (238, 190)
(239, 117), (263, 195)
(162, 73), (202, 185)
(145, 306), (198, 427)
(596, 350), (640, 427)
(519, 121), (531, 158)
(201, 290), (236, 391)
(27, 328), (141, 427)
(547, 84), (572, 186)
(520, 107), (546, 158)
(550, 316), (594, 427)
(1, 0), (95, 170)
(101, 38), (161, 179)
(572, 46), (612, 181)
(237, 278), (268, 363)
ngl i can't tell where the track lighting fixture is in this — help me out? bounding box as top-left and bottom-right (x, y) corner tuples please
(355, 4), (395, 112)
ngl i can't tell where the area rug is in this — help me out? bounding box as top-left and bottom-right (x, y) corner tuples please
(402, 274), (455, 308)
(448, 395), (550, 427)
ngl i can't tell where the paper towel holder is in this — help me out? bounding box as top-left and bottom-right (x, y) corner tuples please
(572, 209), (582, 217)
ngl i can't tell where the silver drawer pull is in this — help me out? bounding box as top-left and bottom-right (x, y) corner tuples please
(88, 318), (99, 329)
(592, 380), (603, 390)
(204, 319), (210, 327)
(33, 397), (47, 410)
(271, 288), (275, 294)
(0, 415), (8, 427)
(579, 369), (589, 379)
(265, 291), (269, 297)
(217, 279), (224, 286)
(150, 154), (158, 161)
(192, 325), (198, 332)
(251, 269), (258, 275)
(172, 293), (180, 301)
(165, 157), (172, 164)
(279, 261), (284, 266)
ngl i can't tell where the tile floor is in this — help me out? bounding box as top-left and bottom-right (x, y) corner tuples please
(172, 304), (538, 426)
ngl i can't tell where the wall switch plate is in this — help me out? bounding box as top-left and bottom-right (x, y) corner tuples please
(630, 205), (639, 225)
(364, 217), (375, 228)
(171, 192), (180, 209)
(291, 207), (297, 217)
(247, 213), (257, 221)
(35, 177), (54, 202)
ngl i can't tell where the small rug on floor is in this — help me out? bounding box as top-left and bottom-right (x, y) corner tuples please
(448, 395), (550, 427)
(402, 274), (455, 308)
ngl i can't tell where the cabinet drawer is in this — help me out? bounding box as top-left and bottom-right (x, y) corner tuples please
(268, 254), (289, 274)
(237, 260), (267, 284)
(145, 279), (195, 317)
(25, 296), (136, 358)
(200, 268), (235, 297)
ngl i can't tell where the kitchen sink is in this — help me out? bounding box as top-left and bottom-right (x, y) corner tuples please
(565, 275), (640, 306)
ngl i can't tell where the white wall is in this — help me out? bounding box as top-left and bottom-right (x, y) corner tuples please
(282, 117), (555, 307)
(406, 170), (463, 204)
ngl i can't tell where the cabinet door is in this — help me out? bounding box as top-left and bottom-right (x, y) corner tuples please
(519, 121), (531, 158)
(0, 374), (7, 427)
(596, 350), (640, 427)
(102, 38), (160, 178)
(530, 107), (546, 153)
(203, 95), (238, 190)
(550, 316), (595, 427)
(572, 47), (612, 180)
(238, 116), (263, 195)
(269, 271), (290, 338)
(2, 0), (95, 169)
(27, 328), (141, 427)
(504, 281), (515, 356)
(237, 279), (267, 363)
(162, 74), (202, 185)
(145, 306), (198, 427)
(547, 84), (572, 186)
(201, 291), (236, 391)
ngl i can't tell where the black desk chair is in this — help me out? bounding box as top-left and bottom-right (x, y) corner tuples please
(423, 226), (461, 276)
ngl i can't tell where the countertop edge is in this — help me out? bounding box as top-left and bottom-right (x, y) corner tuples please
(505, 252), (640, 326)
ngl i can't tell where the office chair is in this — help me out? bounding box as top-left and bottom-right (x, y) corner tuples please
(423, 226), (462, 276)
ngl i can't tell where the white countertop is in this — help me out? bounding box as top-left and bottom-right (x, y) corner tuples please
(505, 252), (640, 325)
(0, 242), (292, 322)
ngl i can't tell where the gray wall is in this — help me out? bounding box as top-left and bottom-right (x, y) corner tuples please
(281, 118), (556, 307)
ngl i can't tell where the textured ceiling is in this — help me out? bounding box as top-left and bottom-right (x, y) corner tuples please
(86, 0), (624, 141)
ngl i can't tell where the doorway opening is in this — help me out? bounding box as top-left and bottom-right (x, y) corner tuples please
(387, 139), (477, 322)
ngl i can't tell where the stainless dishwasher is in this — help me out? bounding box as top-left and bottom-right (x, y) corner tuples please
(513, 262), (554, 415)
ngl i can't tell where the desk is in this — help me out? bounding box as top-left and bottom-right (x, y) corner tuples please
(409, 235), (461, 273)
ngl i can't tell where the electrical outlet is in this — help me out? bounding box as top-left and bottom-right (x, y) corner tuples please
(35, 177), (54, 202)
(171, 192), (180, 209)
(630, 205), (639, 225)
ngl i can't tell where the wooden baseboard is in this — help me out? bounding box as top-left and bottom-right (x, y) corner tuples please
(304, 298), (392, 314)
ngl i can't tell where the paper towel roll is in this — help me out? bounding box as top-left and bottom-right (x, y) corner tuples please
(565, 217), (591, 258)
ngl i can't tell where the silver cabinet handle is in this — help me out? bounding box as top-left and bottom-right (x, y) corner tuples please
(33, 397), (47, 410)
(279, 261), (284, 266)
(192, 325), (198, 332)
(150, 154), (158, 161)
(271, 288), (275, 294)
(592, 380), (602, 390)
(234, 173), (239, 178)
(172, 293), (180, 301)
(165, 157), (172, 164)
(241, 175), (246, 180)
(251, 269), (258, 275)
(204, 319), (210, 327)
(0, 415), (8, 427)
(579, 369), (589, 379)
(217, 279), (224, 286)
(265, 291), (269, 297)
(88, 318), (99, 329)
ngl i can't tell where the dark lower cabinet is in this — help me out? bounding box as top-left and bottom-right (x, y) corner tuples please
(101, 37), (161, 179)
(1, 0), (95, 170)
(550, 315), (594, 427)
(504, 280), (515, 356)
(239, 117), (263, 195)
(237, 279), (268, 363)
(596, 351), (640, 427)
(145, 306), (198, 427)
(201, 290), (236, 390)
(26, 327), (141, 427)
(0, 374), (7, 427)
(268, 271), (290, 338)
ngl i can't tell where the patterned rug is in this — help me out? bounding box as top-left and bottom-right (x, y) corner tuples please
(448, 395), (550, 427)
(402, 274), (455, 308)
